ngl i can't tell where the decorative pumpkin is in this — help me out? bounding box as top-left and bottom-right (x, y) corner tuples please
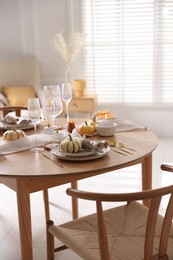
(89, 121), (98, 132)
(60, 134), (82, 153)
(78, 121), (95, 136)
(3, 129), (26, 141)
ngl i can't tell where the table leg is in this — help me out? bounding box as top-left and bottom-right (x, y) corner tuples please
(71, 181), (78, 219)
(142, 154), (152, 207)
(16, 179), (33, 260)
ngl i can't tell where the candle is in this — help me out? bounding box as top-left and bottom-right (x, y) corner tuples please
(67, 120), (76, 133)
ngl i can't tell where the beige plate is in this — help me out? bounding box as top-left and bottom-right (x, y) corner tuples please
(51, 146), (110, 161)
(0, 122), (34, 130)
(60, 149), (96, 158)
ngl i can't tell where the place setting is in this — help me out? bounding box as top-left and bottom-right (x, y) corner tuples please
(50, 137), (111, 162)
(39, 85), (112, 163)
(0, 113), (33, 130)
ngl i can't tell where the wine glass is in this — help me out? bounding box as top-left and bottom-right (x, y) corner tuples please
(28, 98), (43, 152)
(62, 82), (72, 124)
(42, 85), (63, 145)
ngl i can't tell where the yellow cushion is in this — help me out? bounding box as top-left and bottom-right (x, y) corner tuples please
(2, 86), (36, 106)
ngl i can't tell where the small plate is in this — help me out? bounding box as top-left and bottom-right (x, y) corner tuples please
(62, 149), (96, 157)
(84, 132), (97, 137)
(51, 146), (110, 161)
(0, 122), (34, 130)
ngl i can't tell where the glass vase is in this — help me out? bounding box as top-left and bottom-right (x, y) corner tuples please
(65, 65), (73, 85)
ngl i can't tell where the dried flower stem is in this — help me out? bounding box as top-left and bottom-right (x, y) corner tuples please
(52, 31), (84, 65)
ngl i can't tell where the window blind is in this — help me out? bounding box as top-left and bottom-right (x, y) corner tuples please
(81, 0), (173, 105)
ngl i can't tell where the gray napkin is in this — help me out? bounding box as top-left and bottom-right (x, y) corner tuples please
(2, 114), (31, 125)
(82, 139), (108, 152)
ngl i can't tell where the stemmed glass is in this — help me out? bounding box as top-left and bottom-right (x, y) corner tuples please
(42, 85), (63, 145)
(28, 98), (43, 152)
(62, 82), (72, 124)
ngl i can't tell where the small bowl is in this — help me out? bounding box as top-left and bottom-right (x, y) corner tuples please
(98, 118), (117, 124)
(96, 122), (117, 137)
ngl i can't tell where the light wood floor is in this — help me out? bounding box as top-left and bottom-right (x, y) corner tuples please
(1, 136), (173, 260)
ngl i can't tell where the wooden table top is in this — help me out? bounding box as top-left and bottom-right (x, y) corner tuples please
(0, 118), (158, 179)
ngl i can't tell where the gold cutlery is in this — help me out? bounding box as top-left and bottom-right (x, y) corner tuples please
(111, 147), (127, 156)
(118, 142), (136, 152)
(42, 151), (63, 168)
(108, 140), (136, 153)
(116, 146), (133, 155)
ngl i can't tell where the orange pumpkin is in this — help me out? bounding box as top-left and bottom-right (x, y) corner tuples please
(78, 121), (95, 136)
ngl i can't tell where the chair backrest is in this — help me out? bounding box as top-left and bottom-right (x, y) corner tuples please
(66, 182), (173, 259)
(0, 106), (27, 117)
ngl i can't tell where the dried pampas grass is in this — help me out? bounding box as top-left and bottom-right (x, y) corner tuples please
(52, 31), (84, 64)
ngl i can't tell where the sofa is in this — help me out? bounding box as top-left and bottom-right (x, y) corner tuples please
(0, 57), (41, 108)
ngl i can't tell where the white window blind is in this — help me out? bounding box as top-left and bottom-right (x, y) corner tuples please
(81, 0), (173, 105)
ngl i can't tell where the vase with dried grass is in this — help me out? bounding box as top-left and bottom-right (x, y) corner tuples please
(52, 31), (84, 83)
(52, 31), (84, 122)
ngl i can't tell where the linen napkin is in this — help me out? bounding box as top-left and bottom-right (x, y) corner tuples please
(2, 114), (31, 125)
(0, 130), (84, 155)
(0, 134), (53, 155)
(82, 139), (108, 152)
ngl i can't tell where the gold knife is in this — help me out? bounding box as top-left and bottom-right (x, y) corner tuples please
(118, 143), (136, 152)
(116, 147), (133, 155)
(111, 147), (127, 156)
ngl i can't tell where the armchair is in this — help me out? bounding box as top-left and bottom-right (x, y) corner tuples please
(0, 58), (41, 107)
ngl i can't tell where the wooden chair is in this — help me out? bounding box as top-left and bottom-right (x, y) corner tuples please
(47, 163), (173, 260)
(0, 106), (28, 117)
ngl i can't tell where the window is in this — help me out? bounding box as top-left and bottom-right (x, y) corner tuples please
(81, 0), (173, 105)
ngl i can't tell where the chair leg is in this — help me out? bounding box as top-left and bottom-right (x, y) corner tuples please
(43, 183), (78, 221)
(47, 220), (55, 260)
(71, 181), (78, 219)
(43, 189), (50, 221)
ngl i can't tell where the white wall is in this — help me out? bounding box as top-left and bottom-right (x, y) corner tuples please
(0, 0), (82, 84)
(0, 0), (172, 137)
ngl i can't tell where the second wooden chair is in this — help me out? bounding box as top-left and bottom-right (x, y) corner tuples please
(47, 163), (173, 260)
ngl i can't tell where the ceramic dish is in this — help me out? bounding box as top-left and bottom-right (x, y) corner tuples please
(60, 149), (96, 157)
(96, 122), (117, 137)
(97, 117), (117, 123)
(0, 122), (34, 130)
(51, 146), (110, 161)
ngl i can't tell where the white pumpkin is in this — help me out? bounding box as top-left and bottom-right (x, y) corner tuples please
(3, 129), (26, 141)
(60, 134), (82, 153)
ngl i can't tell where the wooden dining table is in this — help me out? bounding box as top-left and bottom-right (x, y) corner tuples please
(0, 118), (158, 260)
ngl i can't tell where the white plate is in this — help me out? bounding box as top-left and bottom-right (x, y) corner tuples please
(0, 122), (34, 130)
(61, 149), (96, 157)
(84, 132), (97, 137)
(51, 146), (110, 161)
(116, 119), (146, 132)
